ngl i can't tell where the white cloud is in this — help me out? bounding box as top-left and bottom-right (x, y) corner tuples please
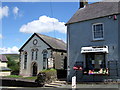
(0, 6), (9, 19)
(13, 7), (19, 15)
(0, 46), (19, 54)
(0, 34), (2, 39)
(20, 15), (67, 34)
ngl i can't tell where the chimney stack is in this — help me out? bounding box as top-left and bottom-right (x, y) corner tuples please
(79, 0), (88, 9)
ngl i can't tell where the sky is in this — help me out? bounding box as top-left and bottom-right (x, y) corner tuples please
(0, 0), (102, 54)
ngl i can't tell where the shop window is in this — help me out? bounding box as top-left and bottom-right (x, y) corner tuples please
(83, 53), (109, 75)
(86, 53), (105, 70)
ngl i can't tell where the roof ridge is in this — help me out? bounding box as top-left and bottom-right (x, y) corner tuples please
(35, 33), (65, 43)
(66, 1), (119, 25)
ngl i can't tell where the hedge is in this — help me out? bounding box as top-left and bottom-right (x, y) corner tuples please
(35, 69), (57, 85)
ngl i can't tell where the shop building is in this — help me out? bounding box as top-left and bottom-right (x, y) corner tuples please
(66, 0), (120, 81)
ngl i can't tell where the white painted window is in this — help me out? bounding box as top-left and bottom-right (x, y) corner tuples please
(31, 50), (34, 60)
(42, 50), (48, 69)
(35, 49), (38, 60)
(24, 52), (27, 69)
(92, 23), (104, 40)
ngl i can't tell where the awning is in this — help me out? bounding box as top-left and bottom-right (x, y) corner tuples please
(81, 46), (108, 53)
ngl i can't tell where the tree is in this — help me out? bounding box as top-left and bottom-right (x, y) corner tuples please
(7, 57), (19, 75)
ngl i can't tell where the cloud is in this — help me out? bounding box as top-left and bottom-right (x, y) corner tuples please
(0, 34), (2, 39)
(20, 15), (67, 34)
(0, 46), (19, 54)
(13, 7), (20, 19)
(0, 6), (9, 19)
(13, 7), (19, 15)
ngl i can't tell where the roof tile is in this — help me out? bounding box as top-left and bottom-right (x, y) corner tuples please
(66, 1), (120, 25)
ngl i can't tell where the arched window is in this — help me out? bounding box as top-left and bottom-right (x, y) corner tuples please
(31, 49), (34, 60)
(42, 50), (48, 69)
(35, 49), (38, 60)
(24, 52), (27, 69)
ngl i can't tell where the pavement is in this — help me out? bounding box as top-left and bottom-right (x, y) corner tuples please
(60, 83), (120, 88)
(44, 80), (120, 89)
(1, 80), (120, 90)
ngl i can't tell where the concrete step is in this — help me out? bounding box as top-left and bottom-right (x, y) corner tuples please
(44, 80), (66, 88)
(49, 83), (63, 86)
(54, 81), (67, 84)
(44, 84), (60, 88)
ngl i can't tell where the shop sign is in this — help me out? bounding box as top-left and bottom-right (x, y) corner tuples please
(81, 46), (108, 53)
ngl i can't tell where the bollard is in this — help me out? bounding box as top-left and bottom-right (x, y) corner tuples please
(72, 76), (76, 89)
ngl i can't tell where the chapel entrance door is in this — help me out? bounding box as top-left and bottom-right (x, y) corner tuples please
(32, 63), (37, 76)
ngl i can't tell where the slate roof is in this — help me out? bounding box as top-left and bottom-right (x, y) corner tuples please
(0, 55), (8, 62)
(66, 1), (120, 25)
(36, 33), (66, 51)
(0, 67), (11, 71)
(19, 33), (66, 52)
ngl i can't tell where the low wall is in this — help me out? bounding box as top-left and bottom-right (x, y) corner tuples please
(1, 78), (43, 87)
(0, 71), (11, 76)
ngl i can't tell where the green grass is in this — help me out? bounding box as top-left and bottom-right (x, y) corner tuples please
(3, 75), (37, 80)
(24, 76), (37, 80)
(4, 75), (22, 78)
(41, 68), (56, 72)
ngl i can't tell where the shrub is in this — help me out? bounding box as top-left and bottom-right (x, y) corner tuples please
(35, 69), (57, 85)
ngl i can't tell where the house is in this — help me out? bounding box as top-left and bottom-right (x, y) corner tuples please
(0, 55), (11, 76)
(19, 33), (67, 77)
(66, 0), (120, 82)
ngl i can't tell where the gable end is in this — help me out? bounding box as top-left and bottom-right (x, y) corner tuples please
(19, 33), (53, 52)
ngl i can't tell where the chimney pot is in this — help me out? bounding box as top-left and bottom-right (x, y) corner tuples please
(79, 0), (88, 9)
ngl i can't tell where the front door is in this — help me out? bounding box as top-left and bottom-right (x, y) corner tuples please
(32, 63), (37, 76)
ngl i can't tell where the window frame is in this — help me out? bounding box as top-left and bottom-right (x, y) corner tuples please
(31, 49), (34, 60)
(92, 23), (104, 41)
(85, 53), (106, 70)
(24, 52), (27, 69)
(42, 50), (48, 69)
(35, 49), (38, 60)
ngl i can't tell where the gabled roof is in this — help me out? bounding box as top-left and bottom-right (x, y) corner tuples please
(0, 55), (8, 62)
(36, 33), (66, 51)
(0, 67), (11, 71)
(19, 33), (66, 52)
(66, 1), (120, 25)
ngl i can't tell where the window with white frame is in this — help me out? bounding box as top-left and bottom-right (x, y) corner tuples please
(42, 50), (48, 69)
(24, 52), (27, 69)
(92, 23), (104, 40)
(35, 49), (38, 60)
(31, 49), (34, 60)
